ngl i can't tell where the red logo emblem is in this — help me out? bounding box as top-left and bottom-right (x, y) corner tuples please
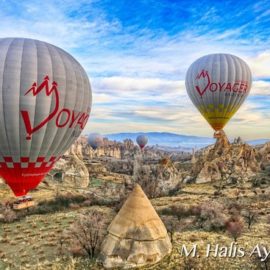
(20, 76), (90, 140)
(20, 76), (60, 140)
(195, 70), (210, 97)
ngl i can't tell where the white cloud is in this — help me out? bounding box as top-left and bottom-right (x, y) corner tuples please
(94, 76), (183, 92)
(251, 80), (270, 95)
(246, 51), (270, 78)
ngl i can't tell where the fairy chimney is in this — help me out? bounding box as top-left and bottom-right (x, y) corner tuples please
(99, 184), (172, 269)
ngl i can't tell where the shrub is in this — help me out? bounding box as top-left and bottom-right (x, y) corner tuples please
(225, 219), (244, 242)
(81, 199), (93, 207)
(190, 205), (201, 216)
(168, 187), (179, 196)
(171, 205), (192, 221)
(213, 190), (221, 196)
(1, 207), (17, 223)
(196, 201), (227, 232)
(227, 202), (242, 218)
(29, 194), (87, 215)
(159, 204), (199, 219)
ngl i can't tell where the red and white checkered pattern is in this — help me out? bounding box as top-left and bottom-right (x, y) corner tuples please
(0, 156), (61, 169)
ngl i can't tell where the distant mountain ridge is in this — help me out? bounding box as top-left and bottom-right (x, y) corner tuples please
(249, 139), (270, 145)
(106, 132), (214, 149)
(105, 132), (270, 149)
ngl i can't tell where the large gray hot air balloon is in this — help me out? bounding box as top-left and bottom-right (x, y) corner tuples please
(136, 135), (148, 150)
(88, 133), (104, 150)
(185, 54), (252, 131)
(0, 38), (92, 197)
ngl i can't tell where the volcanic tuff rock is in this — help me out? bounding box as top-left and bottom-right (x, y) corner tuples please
(194, 131), (261, 184)
(53, 143), (90, 188)
(54, 134), (270, 191)
(132, 153), (182, 197)
(259, 142), (270, 169)
(65, 136), (122, 159)
(99, 184), (172, 269)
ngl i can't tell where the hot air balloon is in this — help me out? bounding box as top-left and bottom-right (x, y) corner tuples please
(136, 135), (148, 150)
(0, 38), (92, 202)
(88, 133), (104, 150)
(185, 53), (252, 132)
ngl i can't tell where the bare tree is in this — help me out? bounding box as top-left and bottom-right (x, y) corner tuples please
(242, 208), (258, 229)
(162, 216), (178, 243)
(171, 205), (189, 221)
(69, 210), (106, 258)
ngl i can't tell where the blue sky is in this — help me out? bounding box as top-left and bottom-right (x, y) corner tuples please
(0, 0), (270, 139)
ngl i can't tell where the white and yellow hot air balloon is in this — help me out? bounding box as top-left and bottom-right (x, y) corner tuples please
(185, 53), (252, 132)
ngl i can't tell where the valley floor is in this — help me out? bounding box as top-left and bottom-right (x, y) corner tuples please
(0, 180), (269, 270)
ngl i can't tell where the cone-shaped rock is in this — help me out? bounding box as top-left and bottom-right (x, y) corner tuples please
(99, 184), (172, 269)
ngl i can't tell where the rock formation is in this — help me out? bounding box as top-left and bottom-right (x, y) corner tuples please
(259, 142), (270, 169)
(132, 154), (181, 197)
(194, 132), (260, 184)
(212, 130), (230, 157)
(99, 184), (172, 269)
(191, 148), (196, 164)
(53, 144), (90, 188)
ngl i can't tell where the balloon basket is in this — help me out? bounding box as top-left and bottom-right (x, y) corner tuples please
(13, 196), (35, 210)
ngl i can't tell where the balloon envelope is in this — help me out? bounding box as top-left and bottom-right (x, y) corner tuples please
(136, 135), (148, 149)
(0, 38), (92, 196)
(88, 133), (103, 150)
(185, 53), (252, 131)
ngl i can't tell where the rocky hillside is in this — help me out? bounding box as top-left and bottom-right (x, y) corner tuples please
(48, 132), (270, 198)
(189, 131), (270, 187)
